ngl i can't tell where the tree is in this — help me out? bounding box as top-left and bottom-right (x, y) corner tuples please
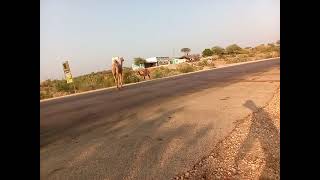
(189, 54), (201, 61)
(276, 40), (280, 45)
(202, 48), (213, 57)
(134, 57), (146, 66)
(181, 48), (191, 56)
(226, 44), (242, 54)
(211, 46), (225, 56)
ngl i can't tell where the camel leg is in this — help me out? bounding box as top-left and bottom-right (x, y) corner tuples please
(148, 74), (150, 79)
(120, 73), (123, 88)
(116, 75), (120, 89)
(118, 74), (122, 89)
(113, 73), (119, 89)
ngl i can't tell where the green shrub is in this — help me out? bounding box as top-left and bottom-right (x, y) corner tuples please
(197, 60), (209, 67)
(211, 55), (220, 60)
(123, 69), (140, 84)
(202, 49), (213, 57)
(152, 70), (165, 79)
(226, 44), (242, 54)
(151, 67), (176, 79)
(264, 52), (273, 58)
(237, 54), (249, 60)
(211, 46), (225, 56)
(40, 91), (53, 99)
(54, 80), (72, 92)
(104, 74), (116, 87)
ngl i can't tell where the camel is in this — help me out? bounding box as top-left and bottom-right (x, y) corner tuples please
(111, 57), (124, 89)
(137, 68), (151, 80)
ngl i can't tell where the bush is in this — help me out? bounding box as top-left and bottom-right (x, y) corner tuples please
(197, 60), (209, 67)
(254, 53), (268, 59)
(271, 51), (280, 57)
(225, 54), (250, 64)
(123, 69), (140, 84)
(264, 52), (273, 58)
(177, 63), (195, 73)
(237, 54), (249, 59)
(150, 67), (178, 79)
(211, 46), (225, 56)
(211, 55), (220, 60)
(202, 49), (213, 57)
(253, 44), (278, 53)
(40, 90), (53, 99)
(152, 67), (164, 78)
(226, 44), (242, 54)
(54, 80), (72, 92)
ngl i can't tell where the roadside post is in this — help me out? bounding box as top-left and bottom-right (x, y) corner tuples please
(62, 61), (76, 93)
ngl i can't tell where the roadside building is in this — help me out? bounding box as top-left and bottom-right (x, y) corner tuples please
(131, 56), (187, 70)
(170, 58), (187, 64)
(132, 63), (145, 70)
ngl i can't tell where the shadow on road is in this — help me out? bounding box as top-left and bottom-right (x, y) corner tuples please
(40, 60), (279, 148)
(42, 106), (214, 180)
(235, 100), (280, 179)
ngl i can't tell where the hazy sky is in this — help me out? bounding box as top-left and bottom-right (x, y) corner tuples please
(40, 0), (280, 80)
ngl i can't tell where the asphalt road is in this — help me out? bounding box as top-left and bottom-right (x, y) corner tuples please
(40, 58), (280, 180)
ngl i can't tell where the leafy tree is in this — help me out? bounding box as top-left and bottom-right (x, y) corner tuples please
(211, 46), (225, 56)
(226, 44), (242, 54)
(202, 48), (213, 57)
(134, 57), (146, 66)
(181, 48), (191, 56)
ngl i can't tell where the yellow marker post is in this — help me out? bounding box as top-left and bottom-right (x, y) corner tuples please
(62, 61), (76, 93)
(65, 72), (73, 83)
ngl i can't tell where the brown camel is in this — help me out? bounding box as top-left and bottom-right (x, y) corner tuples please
(111, 57), (124, 89)
(137, 68), (151, 80)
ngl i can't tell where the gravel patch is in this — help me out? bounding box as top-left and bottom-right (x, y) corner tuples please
(173, 86), (280, 180)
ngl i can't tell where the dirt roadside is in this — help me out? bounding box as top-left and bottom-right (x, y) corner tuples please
(174, 86), (280, 180)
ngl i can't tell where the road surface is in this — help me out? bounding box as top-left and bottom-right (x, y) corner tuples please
(41, 58), (280, 180)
